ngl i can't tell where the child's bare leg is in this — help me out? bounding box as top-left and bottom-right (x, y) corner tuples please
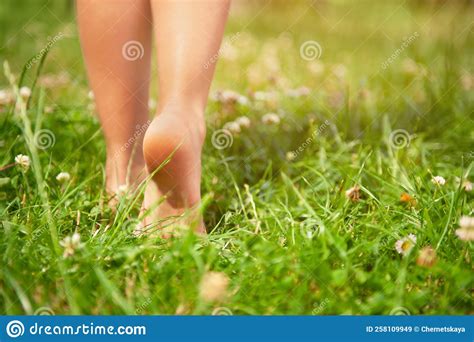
(77, 0), (152, 195)
(142, 0), (230, 233)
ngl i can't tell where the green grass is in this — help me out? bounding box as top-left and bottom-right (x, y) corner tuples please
(0, 0), (473, 315)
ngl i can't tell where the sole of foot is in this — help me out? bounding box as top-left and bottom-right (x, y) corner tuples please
(140, 106), (206, 236)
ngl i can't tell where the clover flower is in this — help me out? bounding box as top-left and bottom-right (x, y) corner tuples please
(56, 172), (71, 183)
(15, 154), (30, 171)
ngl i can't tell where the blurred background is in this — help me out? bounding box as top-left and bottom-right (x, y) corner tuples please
(1, 0), (472, 139)
(0, 0), (473, 315)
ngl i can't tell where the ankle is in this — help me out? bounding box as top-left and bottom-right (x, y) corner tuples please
(159, 101), (206, 142)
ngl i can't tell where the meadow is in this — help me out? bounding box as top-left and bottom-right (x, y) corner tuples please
(0, 0), (473, 315)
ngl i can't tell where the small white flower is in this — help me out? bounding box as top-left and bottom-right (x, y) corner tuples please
(117, 184), (128, 196)
(262, 113), (280, 125)
(237, 95), (249, 106)
(235, 116), (251, 128)
(462, 180), (472, 192)
(88, 90), (95, 100)
(15, 154), (30, 171)
(459, 216), (474, 230)
(332, 64), (347, 79)
(60, 232), (82, 258)
(19, 86), (31, 99)
(56, 172), (71, 183)
(286, 86), (310, 98)
(395, 233), (417, 256)
(223, 121), (241, 134)
(253, 91), (278, 103)
(214, 90), (241, 104)
(0, 89), (14, 105)
(431, 176), (446, 186)
(455, 216), (474, 242)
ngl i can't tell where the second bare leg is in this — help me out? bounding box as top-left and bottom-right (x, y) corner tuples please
(77, 0), (152, 196)
(142, 0), (231, 234)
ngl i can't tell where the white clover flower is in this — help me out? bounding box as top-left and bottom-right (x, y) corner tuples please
(19, 86), (31, 99)
(0, 89), (14, 105)
(237, 95), (249, 106)
(262, 113), (280, 125)
(462, 180), (472, 192)
(60, 232), (82, 258)
(15, 154), (30, 171)
(459, 216), (474, 230)
(395, 233), (417, 256)
(56, 172), (71, 183)
(235, 116), (251, 129)
(431, 176), (446, 186)
(286, 86), (310, 98)
(223, 121), (241, 134)
(88, 90), (94, 100)
(455, 216), (474, 242)
(332, 64), (347, 79)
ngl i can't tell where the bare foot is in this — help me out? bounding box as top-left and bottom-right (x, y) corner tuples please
(140, 105), (206, 236)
